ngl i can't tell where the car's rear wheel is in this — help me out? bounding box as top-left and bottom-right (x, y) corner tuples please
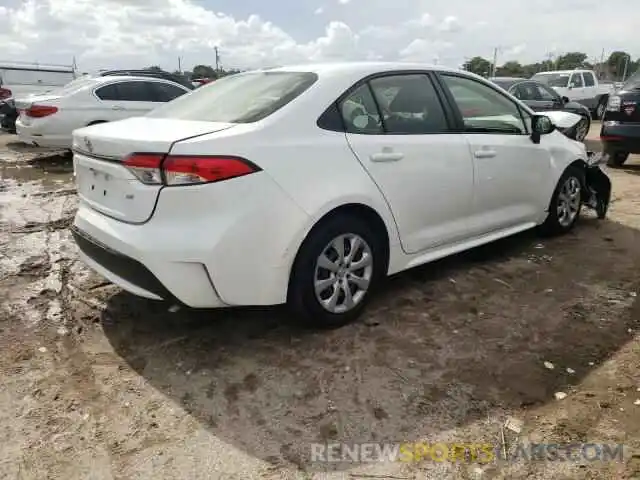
(539, 166), (584, 235)
(595, 97), (607, 120)
(606, 151), (629, 167)
(288, 214), (384, 328)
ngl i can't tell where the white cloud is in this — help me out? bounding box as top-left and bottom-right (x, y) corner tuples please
(0, 0), (639, 72)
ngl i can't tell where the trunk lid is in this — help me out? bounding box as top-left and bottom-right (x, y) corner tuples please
(607, 90), (640, 123)
(73, 117), (236, 223)
(14, 93), (62, 110)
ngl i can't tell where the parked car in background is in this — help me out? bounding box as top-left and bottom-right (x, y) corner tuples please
(0, 97), (17, 133)
(71, 62), (597, 328)
(531, 69), (614, 120)
(15, 76), (190, 148)
(600, 69), (640, 167)
(192, 78), (214, 87)
(491, 76), (592, 141)
(0, 61), (76, 100)
(2, 69), (194, 135)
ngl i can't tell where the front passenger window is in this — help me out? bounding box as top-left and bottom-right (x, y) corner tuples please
(570, 74), (584, 88)
(441, 74), (528, 135)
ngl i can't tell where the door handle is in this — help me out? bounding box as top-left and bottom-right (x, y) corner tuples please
(474, 149), (497, 159)
(370, 152), (404, 162)
(112, 105), (125, 111)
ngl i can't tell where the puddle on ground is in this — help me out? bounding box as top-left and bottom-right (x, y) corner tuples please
(0, 156), (74, 192)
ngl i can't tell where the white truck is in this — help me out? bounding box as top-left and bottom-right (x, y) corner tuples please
(531, 69), (616, 120)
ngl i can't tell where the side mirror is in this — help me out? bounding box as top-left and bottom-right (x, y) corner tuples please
(568, 83), (575, 89)
(531, 115), (555, 144)
(562, 96), (570, 104)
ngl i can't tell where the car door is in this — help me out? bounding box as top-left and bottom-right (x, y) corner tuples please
(342, 73), (475, 254)
(114, 81), (161, 115)
(93, 83), (133, 122)
(568, 72), (586, 101)
(438, 73), (552, 236)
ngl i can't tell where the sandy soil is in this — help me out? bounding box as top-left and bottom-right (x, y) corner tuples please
(1, 127), (640, 480)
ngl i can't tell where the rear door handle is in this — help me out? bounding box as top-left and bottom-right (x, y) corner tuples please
(370, 152), (404, 162)
(474, 149), (497, 159)
(112, 105), (125, 111)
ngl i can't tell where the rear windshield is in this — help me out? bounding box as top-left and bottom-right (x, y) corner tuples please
(146, 71), (318, 123)
(48, 77), (98, 95)
(622, 70), (640, 91)
(531, 73), (570, 88)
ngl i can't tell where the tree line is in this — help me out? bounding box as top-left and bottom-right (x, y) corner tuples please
(145, 64), (242, 79)
(463, 51), (638, 80)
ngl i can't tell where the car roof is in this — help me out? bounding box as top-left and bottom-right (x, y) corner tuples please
(533, 70), (581, 75)
(253, 61), (463, 78)
(490, 76), (526, 82)
(94, 75), (185, 85)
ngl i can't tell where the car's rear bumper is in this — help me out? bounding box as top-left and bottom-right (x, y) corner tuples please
(16, 118), (71, 148)
(72, 172), (312, 308)
(600, 122), (640, 154)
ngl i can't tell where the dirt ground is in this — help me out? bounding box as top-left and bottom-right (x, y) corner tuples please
(1, 125), (640, 480)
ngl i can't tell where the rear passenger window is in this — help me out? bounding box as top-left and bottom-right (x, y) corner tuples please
(116, 82), (157, 102)
(369, 75), (449, 134)
(583, 72), (595, 87)
(340, 84), (383, 134)
(151, 82), (188, 102)
(95, 84), (119, 101)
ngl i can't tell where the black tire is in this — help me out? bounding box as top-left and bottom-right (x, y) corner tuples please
(606, 151), (629, 167)
(595, 97), (607, 120)
(287, 213), (386, 329)
(539, 166), (585, 236)
(573, 116), (590, 142)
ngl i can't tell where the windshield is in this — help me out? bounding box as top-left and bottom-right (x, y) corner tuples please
(622, 70), (640, 91)
(147, 71), (318, 123)
(532, 73), (570, 88)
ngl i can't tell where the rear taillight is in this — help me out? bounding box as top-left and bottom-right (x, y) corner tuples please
(25, 105), (58, 118)
(0, 87), (11, 100)
(123, 153), (260, 186)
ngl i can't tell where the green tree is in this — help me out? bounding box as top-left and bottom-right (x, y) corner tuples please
(607, 51), (631, 79)
(495, 61), (524, 77)
(145, 65), (163, 72)
(555, 52), (588, 70)
(192, 64), (217, 78)
(463, 56), (492, 77)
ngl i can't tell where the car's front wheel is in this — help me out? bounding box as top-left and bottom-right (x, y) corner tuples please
(539, 166), (584, 235)
(573, 116), (590, 142)
(288, 213), (384, 328)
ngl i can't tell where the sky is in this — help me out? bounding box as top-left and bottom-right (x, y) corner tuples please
(0, 0), (639, 72)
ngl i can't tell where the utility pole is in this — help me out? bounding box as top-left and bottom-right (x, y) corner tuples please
(178, 56), (182, 73)
(214, 46), (220, 72)
(491, 47), (498, 77)
(622, 54), (630, 81)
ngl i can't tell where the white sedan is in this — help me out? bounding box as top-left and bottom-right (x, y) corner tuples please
(71, 62), (592, 328)
(15, 76), (190, 149)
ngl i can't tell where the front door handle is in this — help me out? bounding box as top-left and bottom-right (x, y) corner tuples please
(370, 152), (404, 162)
(112, 105), (125, 111)
(474, 149), (497, 159)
